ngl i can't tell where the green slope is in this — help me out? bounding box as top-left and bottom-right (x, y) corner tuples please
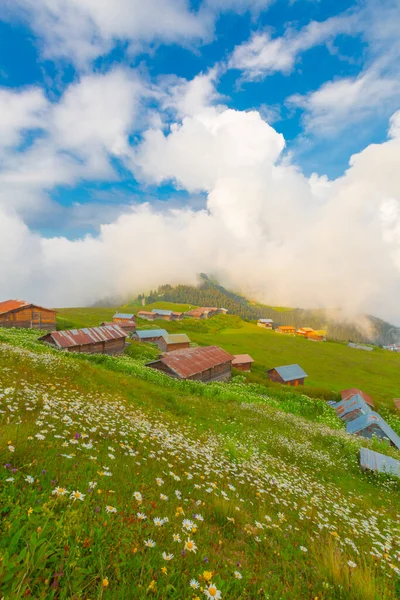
(56, 307), (400, 409)
(130, 276), (400, 346)
(1, 328), (400, 599)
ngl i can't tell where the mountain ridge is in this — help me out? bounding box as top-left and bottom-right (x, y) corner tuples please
(127, 274), (400, 346)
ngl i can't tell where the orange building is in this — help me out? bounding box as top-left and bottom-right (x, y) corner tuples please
(275, 325), (296, 334)
(0, 300), (56, 330)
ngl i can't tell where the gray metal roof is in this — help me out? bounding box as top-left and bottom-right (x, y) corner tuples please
(152, 309), (173, 316)
(334, 394), (372, 420)
(113, 313), (135, 319)
(270, 364), (308, 381)
(136, 329), (168, 340)
(347, 413), (400, 450)
(259, 318), (273, 323)
(360, 448), (400, 477)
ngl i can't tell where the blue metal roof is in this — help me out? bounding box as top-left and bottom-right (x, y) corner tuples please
(136, 329), (168, 340)
(113, 313), (135, 319)
(152, 309), (173, 316)
(335, 394), (372, 420)
(347, 413), (400, 450)
(272, 364), (308, 381)
(360, 448), (400, 477)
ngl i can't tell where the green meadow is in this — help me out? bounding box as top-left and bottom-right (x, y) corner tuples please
(56, 303), (400, 410)
(1, 326), (400, 599)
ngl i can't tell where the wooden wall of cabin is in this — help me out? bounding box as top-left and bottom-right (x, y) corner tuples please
(234, 363), (252, 372)
(0, 307), (56, 330)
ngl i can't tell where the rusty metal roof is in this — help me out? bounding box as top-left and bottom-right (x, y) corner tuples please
(138, 311), (156, 316)
(0, 299), (55, 315)
(360, 448), (400, 477)
(232, 354), (254, 365)
(341, 388), (374, 408)
(40, 324), (126, 349)
(150, 345), (233, 378)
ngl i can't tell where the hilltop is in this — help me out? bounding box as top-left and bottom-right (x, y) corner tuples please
(124, 275), (400, 346)
(1, 326), (400, 599)
(56, 305), (400, 410)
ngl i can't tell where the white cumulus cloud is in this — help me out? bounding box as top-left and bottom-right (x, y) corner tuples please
(1, 69), (400, 325)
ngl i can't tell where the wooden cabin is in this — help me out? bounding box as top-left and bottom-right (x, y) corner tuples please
(151, 309), (184, 321)
(146, 345), (233, 383)
(335, 395), (371, 422)
(185, 307), (218, 319)
(0, 300), (56, 330)
(341, 388), (374, 409)
(267, 364), (308, 386)
(156, 333), (191, 353)
(257, 319), (273, 329)
(275, 325), (296, 335)
(112, 312), (136, 332)
(138, 311), (157, 321)
(347, 413), (400, 450)
(308, 329), (327, 341)
(232, 354), (254, 372)
(132, 329), (168, 343)
(296, 327), (314, 337)
(39, 325), (126, 355)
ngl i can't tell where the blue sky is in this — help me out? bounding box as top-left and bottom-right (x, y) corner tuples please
(0, 0), (399, 320)
(0, 0), (398, 236)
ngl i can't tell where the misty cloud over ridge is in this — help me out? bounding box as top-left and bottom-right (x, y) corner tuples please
(1, 71), (400, 324)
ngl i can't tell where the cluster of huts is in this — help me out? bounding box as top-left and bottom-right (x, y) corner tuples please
(139, 307), (228, 321)
(257, 319), (327, 341)
(2, 298), (400, 476)
(328, 388), (400, 478)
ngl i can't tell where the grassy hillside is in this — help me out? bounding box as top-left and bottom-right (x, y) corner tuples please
(56, 306), (400, 410)
(131, 277), (400, 346)
(1, 327), (400, 599)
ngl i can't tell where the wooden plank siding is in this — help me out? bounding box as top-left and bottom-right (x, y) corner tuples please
(0, 306), (56, 330)
(156, 339), (191, 353)
(267, 368), (305, 386)
(150, 360), (232, 383)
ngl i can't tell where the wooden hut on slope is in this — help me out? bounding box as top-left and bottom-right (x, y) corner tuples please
(267, 364), (308, 386)
(112, 313), (136, 332)
(40, 325), (126, 355)
(138, 311), (157, 321)
(232, 354), (254, 372)
(0, 300), (56, 330)
(275, 325), (296, 335)
(146, 346), (233, 382)
(132, 329), (168, 343)
(257, 319), (273, 329)
(341, 388), (374, 409)
(151, 309), (184, 321)
(157, 333), (191, 353)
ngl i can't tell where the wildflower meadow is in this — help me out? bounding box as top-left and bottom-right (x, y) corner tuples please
(1, 329), (400, 599)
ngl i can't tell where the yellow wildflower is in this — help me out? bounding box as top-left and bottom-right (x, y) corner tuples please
(102, 578), (109, 587)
